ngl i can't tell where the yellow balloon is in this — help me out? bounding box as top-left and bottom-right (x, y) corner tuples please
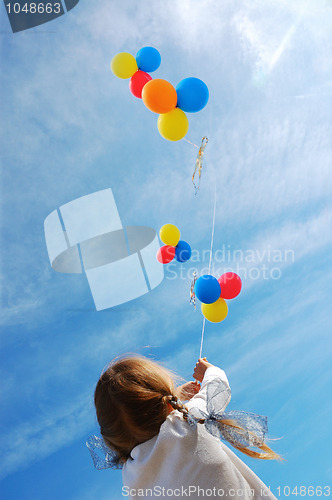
(157, 108), (189, 141)
(201, 298), (228, 323)
(111, 52), (138, 79)
(159, 224), (180, 246)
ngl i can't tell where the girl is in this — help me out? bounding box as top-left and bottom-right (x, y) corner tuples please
(89, 356), (280, 499)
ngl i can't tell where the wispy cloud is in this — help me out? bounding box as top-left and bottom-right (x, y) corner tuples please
(0, 392), (93, 480)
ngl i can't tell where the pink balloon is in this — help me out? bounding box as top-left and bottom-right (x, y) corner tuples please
(129, 70), (152, 98)
(218, 272), (242, 299)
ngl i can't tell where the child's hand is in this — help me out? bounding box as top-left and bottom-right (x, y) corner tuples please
(193, 357), (214, 382)
(174, 381), (201, 401)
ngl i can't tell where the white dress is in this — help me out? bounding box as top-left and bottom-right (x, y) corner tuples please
(122, 366), (277, 499)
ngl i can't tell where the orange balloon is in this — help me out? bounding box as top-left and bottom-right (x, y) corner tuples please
(142, 79), (177, 114)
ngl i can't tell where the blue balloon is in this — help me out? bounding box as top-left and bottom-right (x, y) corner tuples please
(175, 240), (191, 263)
(195, 275), (221, 304)
(136, 47), (161, 73)
(176, 77), (209, 113)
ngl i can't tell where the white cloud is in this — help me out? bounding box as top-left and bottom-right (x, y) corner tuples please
(212, 207), (332, 287)
(0, 391), (93, 480)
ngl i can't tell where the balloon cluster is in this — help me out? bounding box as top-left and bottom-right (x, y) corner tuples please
(195, 272), (242, 323)
(156, 224), (192, 264)
(111, 47), (209, 142)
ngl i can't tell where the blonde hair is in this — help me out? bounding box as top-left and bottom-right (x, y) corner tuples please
(94, 355), (281, 463)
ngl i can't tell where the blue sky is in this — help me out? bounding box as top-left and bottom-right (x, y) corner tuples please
(1, 0), (332, 499)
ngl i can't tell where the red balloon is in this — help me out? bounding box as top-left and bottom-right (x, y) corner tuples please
(218, 272), (242, 299)
(156, 245), (175, 264)
(129, 70), (152, 98)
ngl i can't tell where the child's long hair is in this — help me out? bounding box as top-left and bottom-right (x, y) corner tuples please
(94, 355), (281, 463)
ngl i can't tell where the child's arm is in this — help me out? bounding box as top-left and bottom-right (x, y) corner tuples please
(192, 357), (214, 382)
(173, 358), (217, 401)
(174, 381), (201, 401)
(174, 357), (216, 401)
(185, 357), (230, 412)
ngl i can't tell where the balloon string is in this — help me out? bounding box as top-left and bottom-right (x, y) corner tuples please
(183, 137), (200, 149)
(199, 180), (217, 358)
(199, 317), (206, 359)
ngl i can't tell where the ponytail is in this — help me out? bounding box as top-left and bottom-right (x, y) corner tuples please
(165, 395), (281, 461)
